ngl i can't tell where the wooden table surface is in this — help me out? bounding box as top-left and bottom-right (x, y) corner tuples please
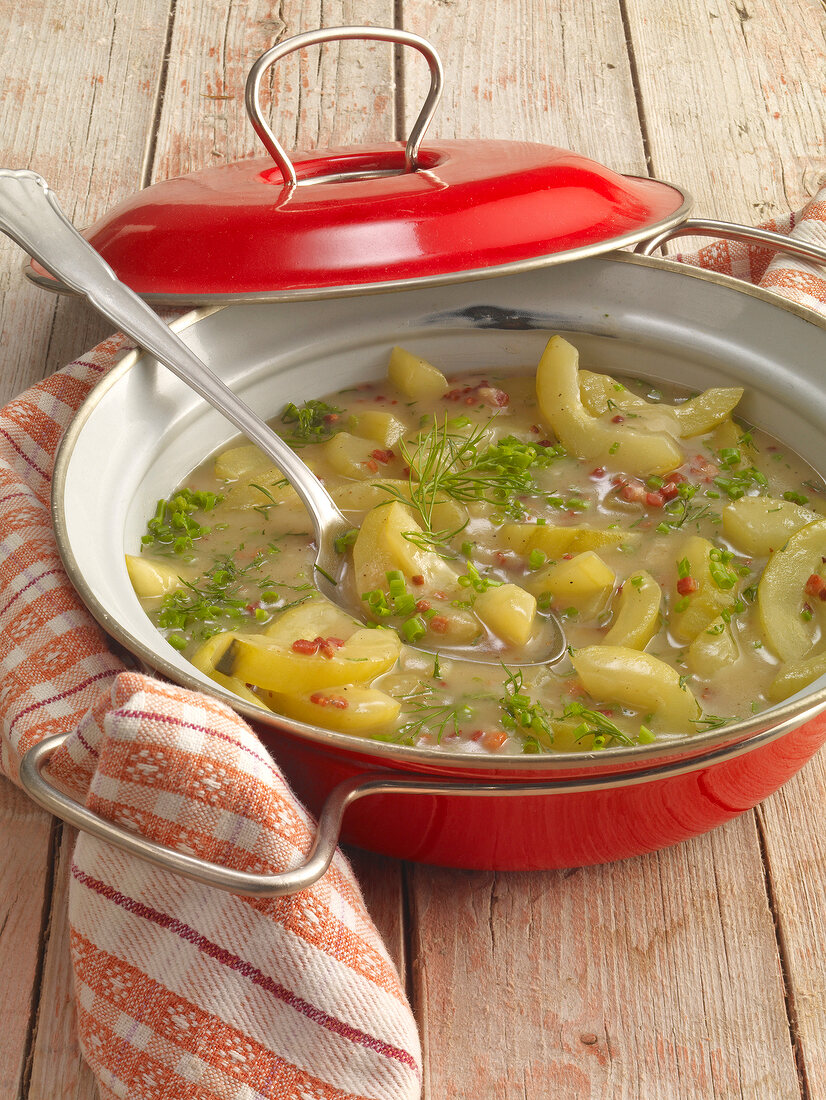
(1, 2), (825, 1097)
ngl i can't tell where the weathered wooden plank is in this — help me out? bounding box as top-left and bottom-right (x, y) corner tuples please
(0, 0), (174, 401)
(348, 849), (407, 979)
(410, 814), (798, 1099)
(27, 827), (99, 1100)
(624, 0), (825, 226)
(757, 757), (826, 1098)
(401, 0), (648, 172)
(0, 782), (55, 1099)
(151, 0), (398, 185)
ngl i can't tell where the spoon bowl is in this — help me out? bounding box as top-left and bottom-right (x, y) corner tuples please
(0, 168), (566, 666)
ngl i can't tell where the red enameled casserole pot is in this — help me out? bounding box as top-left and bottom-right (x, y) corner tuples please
(13, 27), (826, 895)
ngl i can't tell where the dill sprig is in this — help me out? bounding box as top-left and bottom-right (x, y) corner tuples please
(691, 713), (734, 731)
(377, 419), (567, 546)
(156, 549), (312, 640)
(564, 701), (635, 749)
(391, 685), (474, 744)
(499, 666), (552, 751)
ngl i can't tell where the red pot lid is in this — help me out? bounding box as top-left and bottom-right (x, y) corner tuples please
(26, 28), (690, 304)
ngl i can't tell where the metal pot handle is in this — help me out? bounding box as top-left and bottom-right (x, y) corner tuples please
(635, 217), (826, 268)
(245, 27), (443, 188)
(18, 704), (819, 896)
(23, 729), (614, 897)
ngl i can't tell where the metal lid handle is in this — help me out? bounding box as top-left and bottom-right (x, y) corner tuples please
(245, 26), (444, 188)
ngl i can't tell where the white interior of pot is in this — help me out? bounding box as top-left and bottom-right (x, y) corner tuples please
(55, 255), (826, 750)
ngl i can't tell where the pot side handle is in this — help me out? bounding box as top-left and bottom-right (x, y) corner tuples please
(19, 703), (823, 896)
(635, 217), (826, 268)
(22, 729), (600, 897)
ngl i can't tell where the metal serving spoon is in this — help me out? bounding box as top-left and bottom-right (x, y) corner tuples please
(0, 169), (566, 665)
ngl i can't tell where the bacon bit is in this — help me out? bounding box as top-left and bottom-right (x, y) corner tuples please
(373, 394), (386, 402)
(590, 467), (606, 479)
(481, 730), (508, 751)
(291, 636), (344, 658)
(464, 395), (477, 405)
(495, 550), (509, 566)
(620, 481), (646, 503)
(611, 414), (625, 424)
(429, 615), (449, 634)
(530, 424), (542, 434)
(562, 552), (574, 560)
(470, 729), (485, 741)
(318, 637), (345, 658)
(323, 412), (340, 424)
(364, 459), (380, 473)
(415, 599), (431, 612)
(477, 386), (510, 407)
(677, 576), (698, 596)
(401, 466), (411, 477)
(565, 679), (587, 698)
(661, 481), (681, 502)
(370, 448), (394, 464)
(310, 692), (349, 709)
(537, 439), (554, 448)
(805, 574), (826, 598)
(645, 491), (665, 508)
(410, 574), (425, 586)
(689, 456), (718, 482)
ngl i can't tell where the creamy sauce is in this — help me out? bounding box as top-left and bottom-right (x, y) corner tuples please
(129, 342), (826, 755)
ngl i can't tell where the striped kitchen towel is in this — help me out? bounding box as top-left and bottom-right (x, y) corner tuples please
(0, 177), (824, 1100)
(675, 180), (826, 310)
(0, 336), (422, 1097)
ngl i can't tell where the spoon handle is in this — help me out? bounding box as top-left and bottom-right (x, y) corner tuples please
(0, 168), (349, 541)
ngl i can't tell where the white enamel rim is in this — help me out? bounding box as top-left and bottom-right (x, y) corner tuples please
(52, 252), (826, 774)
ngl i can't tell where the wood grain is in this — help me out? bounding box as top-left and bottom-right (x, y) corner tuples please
(401, 0), (647, 171)
(152, 0), (398, 185)
(0, 783), (55, 1099)
(757, 757), (826, 1099)
(625, 0), (826, 225)
(27, 828), (99, 1100)
(0, 0), (174, 400)
(410, 814), (798, 1099)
